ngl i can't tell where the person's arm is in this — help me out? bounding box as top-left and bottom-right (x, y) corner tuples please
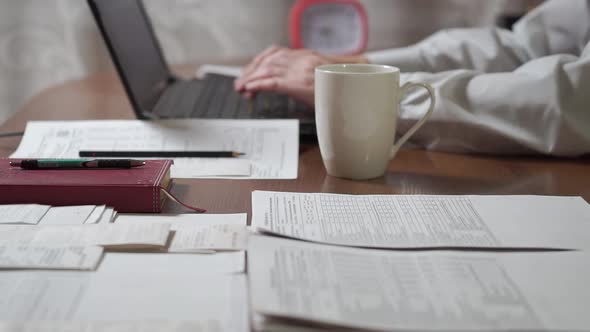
(396, 48), (590, 156)
(366, 0), (589, 74)
(384, 0), (590, 156)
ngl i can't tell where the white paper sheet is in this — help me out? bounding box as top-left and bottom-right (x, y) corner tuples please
(248, 235), (590, 332)
(251, 191), (590, 250)
(114, 213), (247, 266)
(0, 245), (103, 270)
(0, 204), (50, 224)
(96, 251), (245, 276)
(38, 205), (96, 225)
(82, 205), (107, 224)
(0, 321), (241, 332)
(96, 207), (115, 224)
(115, 212), (247, 229)
(170, 224), (249, 252)
(11, 119), (299, 179)
(172, 158), (251, 178)
(0, 223), (171, 250)
(0, 272), (248, 331)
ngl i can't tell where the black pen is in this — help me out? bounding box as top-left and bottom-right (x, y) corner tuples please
(9, 159), (146, 169)
(79, 151), (245, 158)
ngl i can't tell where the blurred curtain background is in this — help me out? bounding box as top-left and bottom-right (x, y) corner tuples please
(0, 0), (530, 124)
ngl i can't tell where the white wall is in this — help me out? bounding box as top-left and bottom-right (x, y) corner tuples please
(0, 0), (505, 124)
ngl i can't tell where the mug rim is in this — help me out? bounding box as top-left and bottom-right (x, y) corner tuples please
(315, 64), (399, 75)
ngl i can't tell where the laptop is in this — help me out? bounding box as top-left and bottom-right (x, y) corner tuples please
(87, 0), (316, 138)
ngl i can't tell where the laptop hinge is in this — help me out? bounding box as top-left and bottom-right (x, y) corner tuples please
(137, 109), (160, 120)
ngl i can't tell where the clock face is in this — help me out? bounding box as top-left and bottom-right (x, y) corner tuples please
(300, 3), (364, 55)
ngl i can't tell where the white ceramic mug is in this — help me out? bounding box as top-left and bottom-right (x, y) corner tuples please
(315, 64), (435, 180)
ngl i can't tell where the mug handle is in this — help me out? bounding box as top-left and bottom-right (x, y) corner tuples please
(390, 82), (436, 158)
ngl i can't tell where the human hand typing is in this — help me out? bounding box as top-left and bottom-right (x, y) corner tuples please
(234, 46), (368, 106)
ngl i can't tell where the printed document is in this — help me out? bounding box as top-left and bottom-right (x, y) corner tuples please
(115, 213), (247, 267)
(0, 204), (49, 224)
(1, 205), (113, 225)
(248, 236), (590, 331)
(37, 205), (97, 225)
(173, 158), (251, 177)
(11, 119), (299, 179)
(251, 191), (590, 249)
(170, 224), (249, 252)
(115, 212), (247, 229)
(0, 272), (249, 331)
(117, 213), (248, 251)
(0, 321), (241, 331)
(96, 251), (245, 276)
(0, 223), (171, 250)
(0, 245), (103, 270)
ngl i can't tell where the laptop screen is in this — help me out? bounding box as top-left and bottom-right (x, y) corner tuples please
(90, 0), (170, 113)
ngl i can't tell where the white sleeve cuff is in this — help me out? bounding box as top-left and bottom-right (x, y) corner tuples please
(365, 46), (426, 72)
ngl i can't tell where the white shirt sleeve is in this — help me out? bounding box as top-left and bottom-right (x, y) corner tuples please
(365, 0), (590, 156)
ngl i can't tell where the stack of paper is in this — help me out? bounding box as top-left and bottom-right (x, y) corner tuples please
(1, 211), (250, 329)
(249, 236), (590, 332)
(0, 223), (171, 270)
(0, 204), (50, 225)
(0, 204), (116, 225)
(0, 223), (171, 249)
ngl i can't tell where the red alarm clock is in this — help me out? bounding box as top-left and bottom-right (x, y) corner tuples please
(289, 0), (368, 55)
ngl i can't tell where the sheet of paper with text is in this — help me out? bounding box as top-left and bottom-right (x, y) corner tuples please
(248, 236), (590, 331)
(0, 272), (248, 331)
(11, 119), (299, 179)
(251, 191), (590, 249)
(117, 213), (250, 254)
(0, 245), (103, 270)
(0, 223), (171, 250)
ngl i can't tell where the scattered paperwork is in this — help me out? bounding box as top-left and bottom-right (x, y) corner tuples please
(0, 321), (241, 332)
(173, 158), (251, 177)
(251, 191), (590, 250)
(115, 212), (247, 229)
(0, 272), (249, 331)
(170, 224), (249, 252)
(248, 235), (590, 332)
(81, 205), (107, 224)
(96, 251), (245, 276)
(12, 119), (299, 179)
(0, 245), (103, 270)
(0, 204), (116, 225)
(0, 204), (50, 224)
(97, 207), (116, 224)
(0, 223), (171, 250)
(117, 213), (249, 252)
(37, 205), (96, 225)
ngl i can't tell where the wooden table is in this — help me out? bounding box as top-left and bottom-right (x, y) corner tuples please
(1, 66), (589, 219)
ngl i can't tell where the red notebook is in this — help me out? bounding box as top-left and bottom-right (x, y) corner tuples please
(0, 159), (174, 213)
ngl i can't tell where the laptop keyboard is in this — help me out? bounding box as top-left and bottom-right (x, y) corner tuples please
(154, 74), (312, 121)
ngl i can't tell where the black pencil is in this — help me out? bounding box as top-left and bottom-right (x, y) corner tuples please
(79, 151), (245, 158)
